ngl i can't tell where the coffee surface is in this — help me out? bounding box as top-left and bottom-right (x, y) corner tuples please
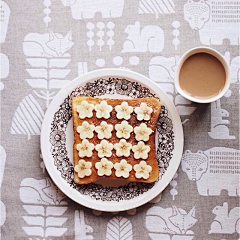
(179, 52), (226, 99)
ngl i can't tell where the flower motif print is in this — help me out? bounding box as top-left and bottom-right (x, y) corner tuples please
(133, 161), (152, 179)
(134, 123), (153, 141)
(76, 139), (94, 157)
(76, 100), (94, 119)
(115, 102), (133, 120)
(95, 140), (113, 158)
(50, 130), (66, 147)
(74, 159), (92, 178)
(95, 121), (113, 139)
(77, 121), (95, 139)
(114, 159), (132, 178)
(115, 120), (133, 139)
(95, 158), (114, 176)
(132, 141), (150, 159)
(134, 102), (153, 121)
(114, 139), (132, 157)
(115, 79), (132, 95)
(95, 101), (113, 119)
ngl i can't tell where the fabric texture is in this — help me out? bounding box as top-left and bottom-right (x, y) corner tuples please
(0, 0), (239, 239)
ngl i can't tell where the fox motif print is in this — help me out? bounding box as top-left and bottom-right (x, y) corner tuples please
(146, 205), (197, 239)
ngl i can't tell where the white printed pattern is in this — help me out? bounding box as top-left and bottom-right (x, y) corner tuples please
(0, 53), (9, 90)
(209, 202), (240, 234)
(86, 22), (115, 51)
(172, 21), (180, 50)
(106, 216), (133, 240)
(75, 210), (93, 240)
(43, 0), (52, 27)
(20, 178), (68, 238)
(208, 99), (235, 140)
(10, 31), (74, 139)
(78, 62), (88, 76)
(184, 0), (240, 45)
(170, 172), (178, 200)
(0, 1), (10, 43)
(0, 145), (7, 227)
(182, 147), (240, 196)
(122, 21), (164, 53)
(95, 56), (140, 70)
(149, 56), (197, 117)
(61, 0), (125, 19)
(146, 206), (197, 239)
(138, 0), (175, 18)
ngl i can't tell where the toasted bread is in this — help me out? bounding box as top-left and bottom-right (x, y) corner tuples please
(72, 96), (161, 184)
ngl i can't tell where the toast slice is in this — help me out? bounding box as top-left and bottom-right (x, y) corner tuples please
(72, 96), (161, 184)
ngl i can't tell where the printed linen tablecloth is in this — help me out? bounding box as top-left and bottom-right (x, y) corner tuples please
(1, 0), (239, 239)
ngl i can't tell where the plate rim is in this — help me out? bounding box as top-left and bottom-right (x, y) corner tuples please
(41, 68), (184, 212)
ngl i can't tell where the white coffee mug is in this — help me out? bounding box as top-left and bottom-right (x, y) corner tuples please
(174, 47), (231, 103)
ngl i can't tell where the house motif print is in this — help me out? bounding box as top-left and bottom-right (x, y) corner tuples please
(61, 0), (125, 20)
(146, 205), (197, 240)
(184, 0), (240, 45)
(182, 147), (240, 196)
(20, 177), (68, 239)
(10, 31), (74, 140)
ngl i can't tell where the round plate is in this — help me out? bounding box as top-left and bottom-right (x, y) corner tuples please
(41, 69), (184, 212)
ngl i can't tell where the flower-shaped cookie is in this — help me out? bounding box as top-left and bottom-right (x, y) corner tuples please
(74, 159), (92, 178)
(95, 158), (113, 176)
(95, 140), (113, 158)
(132, 141), (150, 159)
(95, 101), (113, 119)
(76, 139), (94, 157)
(95, 121), (113, 139)
(77, 121), (95, 139)
(133, 161), (152, 179)
(114, 139), (132, 157)
(115, 101), (133, 120)
(114, 159), (132, 178)
(115, 120), (133, 139)
(134, 123), (153, 141)
(77, 100), (94, 119)
(134, 102), (153, 121)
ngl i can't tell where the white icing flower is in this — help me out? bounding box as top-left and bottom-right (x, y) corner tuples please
(95, 140), (113, 158)
(132, 141), (150, 159)
(134, 123), (153, 141)
(134, 102), (153, 121)
(77, 100), (94, 119)
(95, 101), (113, 119)
(115, 120), (133, 139)
(114, 159), (132, 178)
(95, 121), (113, 139)
(77, 121), (95, 139)
(95, 158), (113, 176)
(133, 161), (152, 179)
(74, 159), (92, 178)
(76, 139), (94, 157)
(114, 139), (132, 157)
(115, 101), (133, 120)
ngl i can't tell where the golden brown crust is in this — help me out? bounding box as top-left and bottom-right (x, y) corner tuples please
(72, 96), (161, 184)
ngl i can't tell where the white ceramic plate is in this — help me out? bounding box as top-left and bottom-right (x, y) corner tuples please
(41, 69), (184, 212)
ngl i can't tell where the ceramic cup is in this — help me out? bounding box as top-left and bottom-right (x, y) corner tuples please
(174, 47), (231, 103)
